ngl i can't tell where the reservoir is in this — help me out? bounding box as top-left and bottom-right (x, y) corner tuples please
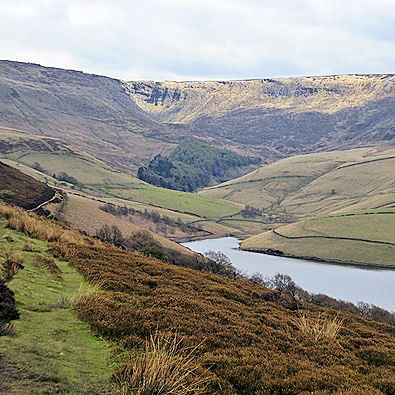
(182, 237), (395, 312)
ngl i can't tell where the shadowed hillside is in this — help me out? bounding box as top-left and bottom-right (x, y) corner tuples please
(0, 161), (55, 210)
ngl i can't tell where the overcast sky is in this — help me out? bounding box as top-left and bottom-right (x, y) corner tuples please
(0, 0), (394, 81)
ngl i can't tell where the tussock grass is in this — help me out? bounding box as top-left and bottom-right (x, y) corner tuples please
(0, 201), (85, 245)
(2, 232), (14, 242)
(296, 313), (344, 341)
(113, 332), (210, 395)
(1, 248), (24, 281)
(22, 240), (41, 252)
(33, 255), (62, 278)
(72, 283), (103, 306)
(0, 321), (15, 336)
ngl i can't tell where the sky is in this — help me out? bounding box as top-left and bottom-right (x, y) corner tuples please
(0, 0), (394, 81)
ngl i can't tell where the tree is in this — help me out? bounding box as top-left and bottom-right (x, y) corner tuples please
(33, 162), (45, 173)
(96, 224), (124, 246)
(203, 250), (239, 278)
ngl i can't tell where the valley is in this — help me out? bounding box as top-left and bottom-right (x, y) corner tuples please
(0, 59), (394, 395)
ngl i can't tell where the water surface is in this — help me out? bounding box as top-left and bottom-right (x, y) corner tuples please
(182, 237), (395, 312)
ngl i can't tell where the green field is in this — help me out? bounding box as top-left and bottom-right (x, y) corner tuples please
(241, 211), (395, 267)
(107, 184), (242, 220)
(0, 220), (114, 393)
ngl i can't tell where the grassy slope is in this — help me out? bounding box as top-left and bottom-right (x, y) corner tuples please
(60, 194), (197, 255)
(2, 148), (245, 236)
(200, 147), (395, 218)
(0, 221), (114, 394)
(241, 211), (395, 267)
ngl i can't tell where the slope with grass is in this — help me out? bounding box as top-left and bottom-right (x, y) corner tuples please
(0, 220), (114, 394)
(201, 147), (395, 219)
(1, 202), (395, 394)
(1, 145), (246, 238)
(241, 211), (395, 267)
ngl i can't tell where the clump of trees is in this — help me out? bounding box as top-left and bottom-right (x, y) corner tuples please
(137, 141), (260, 192)
(100, 203), (205, 235)
(204, 250), (240, 279)
(33, 162), (45, 173)
(54, 172), (79, 186)
(241, 205), (262, 218)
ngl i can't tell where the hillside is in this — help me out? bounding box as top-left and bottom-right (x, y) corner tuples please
(128, 75), (395, 157)
(241, 211), (395, 267)
(200, 147), (395, 219)
(1, 202), (395, 394)
(0, 157), (215, 266)
(0, 61), (193, 172)
(0, 161), (55, 210)
(138, 141), (259, 191)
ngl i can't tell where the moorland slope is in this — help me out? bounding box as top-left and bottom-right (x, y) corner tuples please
(1, 202), (395, 394)
(0, 161), (55, 210)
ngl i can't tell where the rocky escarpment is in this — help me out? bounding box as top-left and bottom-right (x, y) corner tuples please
(127, 75), (395, 157)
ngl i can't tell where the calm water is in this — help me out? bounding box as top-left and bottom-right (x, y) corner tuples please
(182, 237), (395, 312)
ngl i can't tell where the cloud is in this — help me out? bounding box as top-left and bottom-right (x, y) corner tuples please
(0, 0), (394, 80)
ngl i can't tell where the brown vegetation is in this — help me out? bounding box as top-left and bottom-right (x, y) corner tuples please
(0, 161), (55, 210)
(1, 202), (395, 393)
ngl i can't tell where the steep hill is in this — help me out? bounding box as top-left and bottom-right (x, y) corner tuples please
(0, 160), (55, 210)
(200, 147), (395, 219)
(128, 75), (394, 157)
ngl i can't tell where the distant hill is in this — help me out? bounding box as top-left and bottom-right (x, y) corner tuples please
(128, 75), (395, 157)
(0, 161), (55, 209)
(1, 61), (393, 176)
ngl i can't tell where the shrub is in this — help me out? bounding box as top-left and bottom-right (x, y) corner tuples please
(113, 332), (210, 395)
(203, 250), (240, 278)
(0, 279), (19, 325)
(125, 230), (160, 251)
(139, 246), (169, 262)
